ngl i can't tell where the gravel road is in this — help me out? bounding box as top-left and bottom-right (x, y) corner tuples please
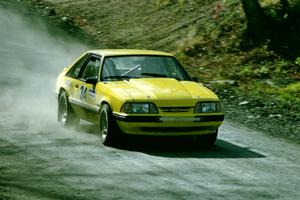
(0, 1), (299, 200)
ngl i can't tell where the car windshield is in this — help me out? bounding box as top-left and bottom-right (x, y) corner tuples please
(101, 55), (192, 81)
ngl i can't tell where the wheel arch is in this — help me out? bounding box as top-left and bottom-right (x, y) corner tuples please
(99, 98), (113, 113)
(58, 87), (70, 98)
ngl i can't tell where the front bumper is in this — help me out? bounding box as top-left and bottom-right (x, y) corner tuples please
(113, 113), (224, 136)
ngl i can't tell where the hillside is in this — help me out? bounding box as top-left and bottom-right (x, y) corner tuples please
(23, 0), (299, 143)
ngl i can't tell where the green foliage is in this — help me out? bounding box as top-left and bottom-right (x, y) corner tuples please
(295, 57), (300, 65)
(276, 82), (300, 109)
(263, 1), (284, 21)
(155, 0), (186, 7)
(281, 82), (300, 93)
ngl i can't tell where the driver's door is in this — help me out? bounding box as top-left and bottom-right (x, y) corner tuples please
(74, 55), (101, 122)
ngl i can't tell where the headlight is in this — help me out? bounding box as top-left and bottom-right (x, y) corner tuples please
(122, 103), (159, 114)
(194, 102), (222, 113)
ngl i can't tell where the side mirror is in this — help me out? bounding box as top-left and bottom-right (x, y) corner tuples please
(192, 77), (199, 82)
(85, 77), (98, 85)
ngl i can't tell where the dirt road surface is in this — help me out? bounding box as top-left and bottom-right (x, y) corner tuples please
(0, 1), (299, 200)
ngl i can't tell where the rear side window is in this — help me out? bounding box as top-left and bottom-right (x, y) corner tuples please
(66, 53), (89, 78)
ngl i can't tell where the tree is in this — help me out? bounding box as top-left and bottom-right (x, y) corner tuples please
(280, 0), (290, 14)
(241, 0), (268, 42)
(241, 0), (300, 59)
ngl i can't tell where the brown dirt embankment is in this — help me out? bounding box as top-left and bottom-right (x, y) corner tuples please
(23, 0), (216, 51)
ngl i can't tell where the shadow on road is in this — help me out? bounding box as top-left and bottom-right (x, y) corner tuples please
(118, 137), (265, 159)
(77, 124), (265, 159)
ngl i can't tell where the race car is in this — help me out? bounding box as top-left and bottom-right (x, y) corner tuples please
(56, 49), (224, 146)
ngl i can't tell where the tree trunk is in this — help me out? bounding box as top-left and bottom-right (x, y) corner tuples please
(241, 0), (268, 42)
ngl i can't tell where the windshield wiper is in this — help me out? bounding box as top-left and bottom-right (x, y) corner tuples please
(141, 73), (168, 78)
(121, 64), (141, 76)
(103, 75), (132, 80)
(141, 73), (182, 81)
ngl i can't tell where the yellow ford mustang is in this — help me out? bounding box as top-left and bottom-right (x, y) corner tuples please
(56, 49), (224, 146)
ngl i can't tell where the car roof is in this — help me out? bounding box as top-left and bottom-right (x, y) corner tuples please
(87, 49), (174, 57)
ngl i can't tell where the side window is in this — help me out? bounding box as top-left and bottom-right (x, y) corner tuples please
(80, 56), (101, 80)
(66, 53), (89, 78)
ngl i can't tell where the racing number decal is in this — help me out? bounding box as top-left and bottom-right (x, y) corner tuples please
(79, 85), (87, 102)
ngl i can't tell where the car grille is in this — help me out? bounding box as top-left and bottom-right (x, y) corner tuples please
(159, 107), (193, 113)
(140, 126), (217, 132)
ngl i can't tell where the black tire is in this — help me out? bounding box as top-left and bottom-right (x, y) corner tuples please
(196, 130), (218, 147)
(58, 91), (79, 127)
(99, 104), (120, 146)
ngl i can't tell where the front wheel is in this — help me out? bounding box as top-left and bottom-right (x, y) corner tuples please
(58, 91), (79, 127)
(196, 130), (218, 147)
(99, 104), (119, 146)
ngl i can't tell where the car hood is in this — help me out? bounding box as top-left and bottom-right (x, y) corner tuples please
(104, 78), (219, 105)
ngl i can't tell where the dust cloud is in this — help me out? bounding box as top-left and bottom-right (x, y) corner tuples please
(0, 1), (88, 130)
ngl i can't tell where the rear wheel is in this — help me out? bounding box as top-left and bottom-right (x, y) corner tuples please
(99, 104), (120, 146)
(58, 91), (79, 127)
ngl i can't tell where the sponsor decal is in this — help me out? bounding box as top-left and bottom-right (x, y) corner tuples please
(79, 85), (87, 102)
